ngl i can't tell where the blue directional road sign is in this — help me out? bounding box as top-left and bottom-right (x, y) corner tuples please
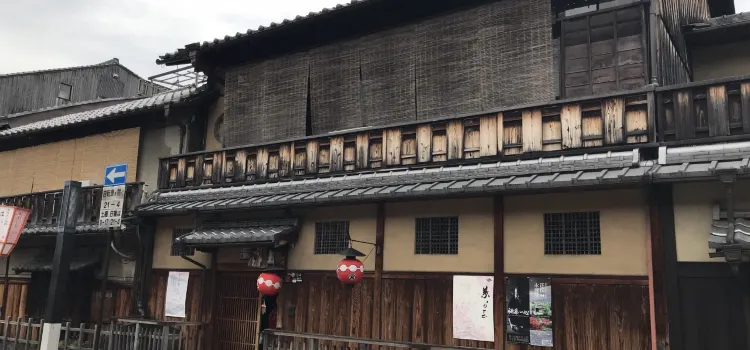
(103, 164), (128, 187)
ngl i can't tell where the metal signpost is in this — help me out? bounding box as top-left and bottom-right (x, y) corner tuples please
(93, 164), (128, 347)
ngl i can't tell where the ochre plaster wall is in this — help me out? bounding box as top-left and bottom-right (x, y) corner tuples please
(0, 128), (140, 196)
(674, 180), (750, 262)
(287, 204), (377, 271)
(505, 189), (648, 276)
(152, 216), (211, 270)
(383, 198), (494, 273)
(692, 40), (750, 81)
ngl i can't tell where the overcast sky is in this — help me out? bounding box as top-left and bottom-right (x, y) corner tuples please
(1, 0), (749, 78)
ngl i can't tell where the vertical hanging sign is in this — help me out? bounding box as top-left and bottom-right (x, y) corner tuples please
(506, 276), (553, 347)
(452, 275), (494, 342)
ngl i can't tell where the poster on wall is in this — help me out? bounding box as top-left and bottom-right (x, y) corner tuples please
(452, 275), (495, 342)
(165, 271), (190, 318)
(506, 276), (553, 347)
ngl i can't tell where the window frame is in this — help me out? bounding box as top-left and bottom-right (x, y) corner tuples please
(557, 1), (648, 98)
(414, 216), (459, 255)
(543, 211), (602, 255)
(313, 221), (350, 255)
(170, 228), (195, 257)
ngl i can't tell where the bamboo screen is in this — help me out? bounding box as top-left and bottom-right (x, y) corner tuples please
(223, 0), (554, 147)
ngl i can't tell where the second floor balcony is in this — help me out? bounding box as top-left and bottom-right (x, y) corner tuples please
(157, 74), (750, 192)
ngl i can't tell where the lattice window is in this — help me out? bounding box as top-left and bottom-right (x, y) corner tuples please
(544, 212), (601, 255)
(415, 217), (459, 255)
(171, 228), (195, 257)
(314, 221), (350, 255)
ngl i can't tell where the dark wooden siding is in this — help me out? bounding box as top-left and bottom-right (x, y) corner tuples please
(0, 64), (148, 116)
(276, 273), (650, 349)
(677, 263), (749, 350)
(654, 0), (710, 85)
(147, 270), (203, 322)
(90, 284), (132, 322)
(561, 5), (647, 98)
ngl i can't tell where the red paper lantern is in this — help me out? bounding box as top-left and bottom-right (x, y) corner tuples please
(336, 258), (364, 284)
(257, 273), (282, 296)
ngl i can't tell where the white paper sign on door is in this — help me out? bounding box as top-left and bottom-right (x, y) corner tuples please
(165, 271), (190, 318)
(452, 275), (494, 342)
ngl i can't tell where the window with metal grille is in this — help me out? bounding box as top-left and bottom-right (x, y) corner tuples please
(544, 212), (601, 255)
(171, 228), (195, 256)
(415, 217), (458, 255)
(314, 221), (350, 255)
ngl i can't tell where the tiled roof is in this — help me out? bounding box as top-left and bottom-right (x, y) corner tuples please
(1, 97), (137, 120)
(696, 11), (750, 30)
(157, 0), (373, 64)
(14, 254), (100, 273)
(0, 85), (205, 138)
(709, 218), (750, 248)
(23, 223), (125, 236)
(176, 219), (299, 246)
(137, 143), (750, 215)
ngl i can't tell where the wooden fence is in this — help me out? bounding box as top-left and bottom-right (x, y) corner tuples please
(0, 318), (200, 350)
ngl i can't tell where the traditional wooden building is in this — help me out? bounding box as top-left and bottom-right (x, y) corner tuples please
(137, 0), (749, 349)
(0, 84), (212, 326)
(0, 58), (168, 116)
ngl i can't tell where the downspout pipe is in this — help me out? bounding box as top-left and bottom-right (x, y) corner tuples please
(181, 252), (211, 329)
(649, 0), (660, 86)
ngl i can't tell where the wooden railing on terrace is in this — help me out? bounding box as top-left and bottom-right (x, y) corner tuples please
(657, 75), (750, 142)
(159, 90), (652, 190)
(261, 330), (489, 350)
(0, 183), (143, 232)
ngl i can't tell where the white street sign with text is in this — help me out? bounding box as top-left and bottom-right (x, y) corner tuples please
(98, 185), (125, 229)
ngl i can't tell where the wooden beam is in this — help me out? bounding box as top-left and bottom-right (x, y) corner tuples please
(372, 203), (385, 340)
(708, 85), (729, 137)
(650, 185), (683, 350)
(447, 120), (464, 160)
(496, 113), (504, 154)
(385, 129), (402, 166)
(522, 109), (543, 152)
(741, 83), (750, 134)
(674, 90), (695, 140)
(356, 133), (369, 169)
(306, 141), (319, 174)
(561, 105), (582, 149)
(330, 136), (345, 172)
(493, 196), (505, 350)
(603, 98), (625, 145)
(480, 115), (498, 157)
(417, 125), (432, 163)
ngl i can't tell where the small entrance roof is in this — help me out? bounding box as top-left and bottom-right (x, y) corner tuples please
(175, 219), (299, 247)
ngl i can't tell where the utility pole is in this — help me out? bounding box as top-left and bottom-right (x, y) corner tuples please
(40, 181), (82, 350)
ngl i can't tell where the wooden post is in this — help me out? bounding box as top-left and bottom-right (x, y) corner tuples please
(41, 181), (81, 350)
(493, 196), (505, 350)
(94, 229), (114, 347)
(1, 253), (11, 321)
(372, 203), (385, 340)
(650, 185), (681, 350)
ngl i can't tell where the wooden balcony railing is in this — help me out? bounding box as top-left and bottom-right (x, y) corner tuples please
(159, 90), (652, 190)
(0, 183), (143, 233)
(657, 75), (750, 142)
